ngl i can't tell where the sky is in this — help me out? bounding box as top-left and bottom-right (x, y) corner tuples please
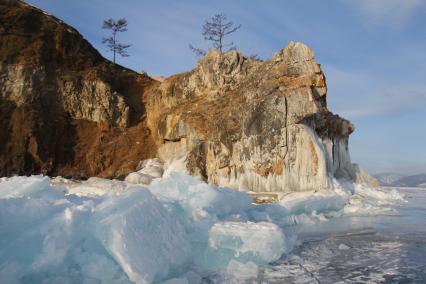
(26, 0), (426, 175)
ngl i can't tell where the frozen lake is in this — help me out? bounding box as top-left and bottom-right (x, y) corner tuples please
(260, 187), (426, 283)
(1, 174), (424, 283)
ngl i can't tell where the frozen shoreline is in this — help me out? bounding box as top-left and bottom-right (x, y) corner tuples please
(262, 186), (426, 283)
(0, 173), (405, 283)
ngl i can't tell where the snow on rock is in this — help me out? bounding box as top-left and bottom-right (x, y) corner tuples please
(138, 158), (164, 178)
(162, 154), (189, 178)
(125, 158), (165, 185)
(125, 172), (153, 185)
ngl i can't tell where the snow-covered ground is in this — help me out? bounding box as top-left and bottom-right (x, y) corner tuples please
(0, 170), (421, 283)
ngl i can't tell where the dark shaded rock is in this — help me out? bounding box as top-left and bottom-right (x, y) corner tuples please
(0, 0), (157, 178)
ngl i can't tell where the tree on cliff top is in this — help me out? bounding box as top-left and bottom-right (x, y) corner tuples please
(102, 18), (131, 64)
(190, 13), (241, 56)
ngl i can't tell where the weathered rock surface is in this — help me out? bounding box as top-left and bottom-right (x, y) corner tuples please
(147, 45), (374, 192)
(0, 0), (377, 192)
(0, 0), (157, 178)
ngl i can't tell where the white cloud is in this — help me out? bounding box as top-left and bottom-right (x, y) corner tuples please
(324, 65), (426, 119)
(343, 88), (426, 118)
(349, 0), (424, 28)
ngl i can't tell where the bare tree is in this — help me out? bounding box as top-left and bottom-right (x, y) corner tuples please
(190, 13), (241, 56)
(102, 18), (131, 64)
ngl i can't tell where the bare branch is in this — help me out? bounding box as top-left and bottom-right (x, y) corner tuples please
(190, 13), (241, 55)
(189, 44), (206, 57)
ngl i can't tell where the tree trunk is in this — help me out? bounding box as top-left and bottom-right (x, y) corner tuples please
(113, 32), (116, 64)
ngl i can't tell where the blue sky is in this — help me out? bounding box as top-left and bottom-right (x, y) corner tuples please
(26, 0), (426, 174)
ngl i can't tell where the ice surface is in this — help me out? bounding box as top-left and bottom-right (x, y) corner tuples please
(278, 189), (348, 215)
(226, 260), (258, 280)
(148, 172), (252, 221)
(92, 187), (191, 283)
(158, 271), (202, 284)
(0, 175), (60, 199)
(55, 176), (127, 196)
(338, 243), (350, 250)
(0, 172), (408, 283)
(0, 177), (191, 283)
(353, 182), (404, 204)
(208, 222), (286, 265)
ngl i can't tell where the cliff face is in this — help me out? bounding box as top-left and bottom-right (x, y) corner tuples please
(0, 0), (375, 192)
(147, 45), (370, 192)
(0, 0), (157, 178)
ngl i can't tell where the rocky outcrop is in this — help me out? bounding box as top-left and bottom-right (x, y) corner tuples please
(0, 0), (376, 192)
(0, 0), (157, 178)
(146, 44), (372, 192)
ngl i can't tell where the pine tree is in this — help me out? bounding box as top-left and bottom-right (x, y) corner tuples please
(102, 18), (131, 64)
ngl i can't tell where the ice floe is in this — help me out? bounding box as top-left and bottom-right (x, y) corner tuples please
(0, 167), (405, 283)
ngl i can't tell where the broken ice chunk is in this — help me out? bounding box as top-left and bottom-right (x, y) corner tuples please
(207, 221), (286, 268)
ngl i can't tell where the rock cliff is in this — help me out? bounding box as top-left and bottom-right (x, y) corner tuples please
(0, 0), (376, 192)
(0, 0), (157, 178)
(147, 46), (372, 192)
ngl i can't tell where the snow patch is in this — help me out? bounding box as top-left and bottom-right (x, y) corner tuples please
(125, 158), (165, 185)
